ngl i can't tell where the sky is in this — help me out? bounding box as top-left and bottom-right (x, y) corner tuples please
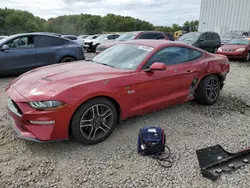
(0, 0), (201, 26)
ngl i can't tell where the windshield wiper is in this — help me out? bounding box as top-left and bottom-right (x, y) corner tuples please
(98, 63), (114, 68)
(89, 60), (114, 68)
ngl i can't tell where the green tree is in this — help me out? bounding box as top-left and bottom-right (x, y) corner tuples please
(0, 8), (200, 36)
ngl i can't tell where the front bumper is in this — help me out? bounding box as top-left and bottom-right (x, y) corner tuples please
(216, 51), (247, 59)
(6, 85), (75, 143)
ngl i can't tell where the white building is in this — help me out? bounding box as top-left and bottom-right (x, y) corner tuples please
(198, 0), (250, 37)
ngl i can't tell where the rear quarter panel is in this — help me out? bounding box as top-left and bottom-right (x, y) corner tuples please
(198, 53), (230, 80)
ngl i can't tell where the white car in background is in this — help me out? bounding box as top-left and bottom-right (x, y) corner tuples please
(84, 33), (120, 52)
(83, 34), (100, 52)
(61, 35), (84, 46)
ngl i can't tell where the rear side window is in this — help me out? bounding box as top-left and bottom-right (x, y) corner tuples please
(66, 36), (77, 40)
(156, 33), (165, 39)
(243, 32), (249, 37)
(145, 46), (203, 67)
(107, 35), (114, 40)
(137, 32), (159, 39)
(187, 48), (203, 61)
(113, 34), (120, 39)
(107, 34), (120, 39)
(35, 36), (66, 48)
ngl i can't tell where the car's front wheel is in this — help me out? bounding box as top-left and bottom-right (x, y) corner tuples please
(244, 52), (250, 61)
(195, 75), (221, 105)
(70, 98), (118, 145)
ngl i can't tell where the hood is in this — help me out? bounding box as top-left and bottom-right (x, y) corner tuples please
(84, 39), (95, 43)
(10, 61), (127, 101)
(220, 44), (247, 50)
(99, 40), (123, 48)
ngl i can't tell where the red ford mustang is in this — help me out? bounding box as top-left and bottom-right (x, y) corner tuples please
(6, 40), (230, 145)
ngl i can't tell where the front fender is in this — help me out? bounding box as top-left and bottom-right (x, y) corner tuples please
(74, 91), (121, 108)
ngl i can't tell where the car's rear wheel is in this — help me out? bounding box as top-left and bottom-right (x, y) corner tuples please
(70, 98), (118, 145)
(60, 57), (76, 63)
(195, 75), (221, 105)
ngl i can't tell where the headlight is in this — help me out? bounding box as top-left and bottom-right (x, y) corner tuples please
(28, 101), (66, 110)
(96, 45), (106, 52)
(236, 48), (246, 52)
(217, 47), (222, 52)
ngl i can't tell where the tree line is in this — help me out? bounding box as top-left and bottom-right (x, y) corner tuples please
(0, 8), (199, 36)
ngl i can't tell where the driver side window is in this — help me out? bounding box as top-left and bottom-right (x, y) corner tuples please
(6, 36), (34, 49)
(144, 47), (190, 68)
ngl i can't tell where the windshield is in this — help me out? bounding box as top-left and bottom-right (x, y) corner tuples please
(227, 38), (250, 45)
(178, 33), (200, 42)
(92, 43), (154, 70)
(116, 32), (137, 41)
(223, 33), (241, 38)
(85, 35), (98, 40)
(95, 34), (108, 40)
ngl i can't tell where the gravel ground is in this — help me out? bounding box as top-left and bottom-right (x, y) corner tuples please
(0, 54), (250, 188)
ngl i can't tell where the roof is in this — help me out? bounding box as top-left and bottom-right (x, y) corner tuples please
(7, 32), (62, 38)
(122, 39), (177, 48)
(0, 32), (65, 45)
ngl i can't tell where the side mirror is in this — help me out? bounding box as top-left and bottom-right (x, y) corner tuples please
(145, 62), (167, 72)
(199, 38), (205, 42)
(1, 44), (9, 51)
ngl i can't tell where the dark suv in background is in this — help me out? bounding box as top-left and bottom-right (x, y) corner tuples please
(178, 31), (221, 53)
(135, 31), (175, 41)
(0, 32), (85, 76)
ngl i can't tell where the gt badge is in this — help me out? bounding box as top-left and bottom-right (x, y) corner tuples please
(127, 90), (135, 94)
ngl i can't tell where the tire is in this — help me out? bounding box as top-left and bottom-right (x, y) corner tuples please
(70, 97), (118, 145)
(244, 52), (250, 61)
(60, 57), (76, 63)
(194, 75), (221, 105)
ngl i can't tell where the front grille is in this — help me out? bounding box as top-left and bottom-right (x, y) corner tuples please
(223, 49), (234, 52)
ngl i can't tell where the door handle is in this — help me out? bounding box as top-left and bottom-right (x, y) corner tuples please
(185, 70), (193, 73)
